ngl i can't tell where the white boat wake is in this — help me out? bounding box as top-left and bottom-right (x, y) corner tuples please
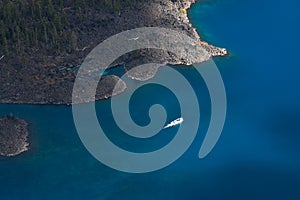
(163, 117), (184, 129)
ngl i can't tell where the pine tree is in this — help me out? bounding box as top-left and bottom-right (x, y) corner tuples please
(70, 31), (77, 52)
(3, 36), (8, 56)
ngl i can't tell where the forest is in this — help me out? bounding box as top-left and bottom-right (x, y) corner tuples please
(0, 0), (143, 56)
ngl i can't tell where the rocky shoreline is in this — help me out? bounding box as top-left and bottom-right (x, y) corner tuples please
(0, 0), (227, 105)
(0, 116), (29, 157)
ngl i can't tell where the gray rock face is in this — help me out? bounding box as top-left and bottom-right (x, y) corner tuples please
(0, 116), (29, 157)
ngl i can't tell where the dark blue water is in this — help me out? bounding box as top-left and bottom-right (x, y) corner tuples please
(1, 0), (300, 199)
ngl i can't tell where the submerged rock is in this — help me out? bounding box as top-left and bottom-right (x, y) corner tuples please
(0, 116), (29, 157)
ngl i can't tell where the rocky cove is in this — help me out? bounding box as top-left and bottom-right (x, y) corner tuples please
(0, 1), (227, 155)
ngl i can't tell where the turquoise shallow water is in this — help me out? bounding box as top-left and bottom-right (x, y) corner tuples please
(1, 0), (300, 199)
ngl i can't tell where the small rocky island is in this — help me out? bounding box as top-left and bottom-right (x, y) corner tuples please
(0, 116), (29, 157)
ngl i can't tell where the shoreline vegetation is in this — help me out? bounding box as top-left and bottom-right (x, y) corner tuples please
(0, 0), (227, 105)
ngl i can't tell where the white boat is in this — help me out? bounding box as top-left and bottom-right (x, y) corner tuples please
(163, 117), (184, 129)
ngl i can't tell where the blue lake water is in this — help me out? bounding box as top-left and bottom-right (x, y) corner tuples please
(1, 0), (300, 199)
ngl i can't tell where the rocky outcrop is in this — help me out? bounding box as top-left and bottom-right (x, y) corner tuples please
(121, 0), (227, 81)
(0, 116), (29, 157)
